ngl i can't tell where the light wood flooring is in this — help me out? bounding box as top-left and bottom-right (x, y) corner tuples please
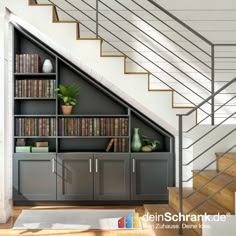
(0, 205), (155, 236)
(0, 205), (199, 236)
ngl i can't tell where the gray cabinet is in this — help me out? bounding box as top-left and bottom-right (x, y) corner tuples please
(57, 153), (93, 200)
(13, 154), (57, 201)
(94, 154), (130, 200)
(131, 153), (174, 200)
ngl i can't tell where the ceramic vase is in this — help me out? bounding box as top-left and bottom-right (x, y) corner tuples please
(131, 128), (142, 152)
(42, 59), (53, 73)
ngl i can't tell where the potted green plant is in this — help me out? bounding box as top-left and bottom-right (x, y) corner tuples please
(55, 84), (80, 115)
(141, 135), (160, 152)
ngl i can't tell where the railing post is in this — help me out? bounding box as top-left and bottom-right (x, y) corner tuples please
(211, 45), (215, 125)
(178, 115), (183, 235)
(96, 0), (98, 38)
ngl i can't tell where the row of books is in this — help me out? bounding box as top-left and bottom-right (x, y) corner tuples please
(15, 79), (56, 97)
(106, 138), (127, 152)
(15, 118), (56, 136)
(15, 54), (40, 73)
(58, 118), (129, 136)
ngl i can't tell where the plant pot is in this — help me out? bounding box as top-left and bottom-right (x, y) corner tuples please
(61, 105), (73, 115)
(141, 145), (152, 152)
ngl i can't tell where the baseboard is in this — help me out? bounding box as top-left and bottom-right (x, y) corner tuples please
(0, 201), (12, 223)
(14, 200), (168, 206)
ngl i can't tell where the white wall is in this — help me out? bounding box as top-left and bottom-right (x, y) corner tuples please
(0, 5), (12, 223)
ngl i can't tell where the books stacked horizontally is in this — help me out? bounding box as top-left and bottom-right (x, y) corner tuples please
(32, 141), (49, 153)
(15, 54), (40, 73)
(15, 80), (56, 98)
(58, 117), (129, 136)
(15, 138), (31, 153)
(15, 118), (56, 136)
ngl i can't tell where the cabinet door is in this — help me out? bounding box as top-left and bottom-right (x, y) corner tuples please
(13, 154), (57, 201)
(131, 153), (174, 200)
(94, 154), (130, 200)
(57, 153), (93, 200)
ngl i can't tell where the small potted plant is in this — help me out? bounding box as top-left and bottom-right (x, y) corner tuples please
(55, 83), (80, 115)
(141, 135), (160, 152)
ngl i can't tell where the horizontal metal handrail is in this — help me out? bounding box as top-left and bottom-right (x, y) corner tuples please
(49, 0), (211, 114)
(62, 0), (212, 109)
(177, 77), (236, 116)
(183, 145), (236, 182)
(185, 94), (236, 133)
(114, 0), (212, 73)
(183, 128), (236, 166)
(102, 0), (211, 82)
(98, 0), (211, 91)
(135, 0), (212, 58)
(77, 0), (211, 97)
(183, 112), (236, 149)
(146, 0), (213, 47)
(185, 158), (236, 199)
(186, 176), (236, 215)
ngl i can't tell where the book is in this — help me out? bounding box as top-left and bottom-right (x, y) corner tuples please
(15, 146), (31, 153)
(106, 138), (114, 152)
(31, 147), (49, 153)
(33, 141), (48, 147)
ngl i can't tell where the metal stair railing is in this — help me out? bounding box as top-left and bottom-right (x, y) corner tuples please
(46, 0), (214, 115)
(178, 77), (236, 234)
(35, 0), (236, 124)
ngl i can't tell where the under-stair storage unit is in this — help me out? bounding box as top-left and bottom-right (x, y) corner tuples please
(13, 26), (175, 204)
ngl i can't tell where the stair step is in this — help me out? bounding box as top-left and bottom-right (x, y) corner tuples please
(169, 187), (230, 236)
(144, 204), (199, 236)
(169, 187), (230, 215)
(216, 152), (236, 176)
(101, 54), (125, 58)
(192, 170), (236, 212)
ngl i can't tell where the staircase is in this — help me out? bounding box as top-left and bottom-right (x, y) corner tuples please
(5, 0), (236, 235)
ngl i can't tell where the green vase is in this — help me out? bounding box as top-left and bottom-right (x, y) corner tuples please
(131, 128), (142, 152)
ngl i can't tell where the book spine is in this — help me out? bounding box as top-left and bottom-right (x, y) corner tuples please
(96, 118), (100, 136)
(93, 118), (96, 136)
(15, 54), (19, 73)
(39, 80), (42, 97)
(106, 138), (114, 152)
(31, 54), (35, 73)
(15, 80), (19, 97)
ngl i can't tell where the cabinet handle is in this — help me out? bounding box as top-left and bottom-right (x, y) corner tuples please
(132, 159), (135, 173)
(95, 159), (98, 173)
(52, 158), (55, 173)
(89, 159), (92, 173)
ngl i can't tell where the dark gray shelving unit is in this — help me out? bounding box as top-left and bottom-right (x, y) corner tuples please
(13, 25), (175, 204)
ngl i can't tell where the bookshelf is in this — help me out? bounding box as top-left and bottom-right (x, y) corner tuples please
(13, 26), (174, 203)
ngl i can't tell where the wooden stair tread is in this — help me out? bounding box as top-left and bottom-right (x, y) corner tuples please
(169, 187), (230, 215)
(125, 72), (149, 75)
(101, 54), (125, 58)
(192, 170), (236, 191)
(77, 38), (102, 40)
(56, 21), (77, 23)
(216, 152), (236, 160)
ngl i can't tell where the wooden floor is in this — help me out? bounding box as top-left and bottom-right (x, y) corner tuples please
(0, 205), (155, 236)
(0, 205), (199, 236)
